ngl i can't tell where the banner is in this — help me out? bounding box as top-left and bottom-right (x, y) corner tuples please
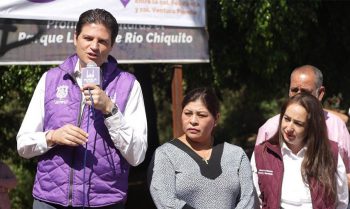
(0, 18), (209, 65)
(0, 0), (206, 27)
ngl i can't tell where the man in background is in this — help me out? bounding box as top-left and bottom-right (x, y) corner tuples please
(256, 65), (350, 187)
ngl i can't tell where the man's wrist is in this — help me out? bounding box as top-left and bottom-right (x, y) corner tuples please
(103, 102), (118, 118)
(46, 130), (56, 147)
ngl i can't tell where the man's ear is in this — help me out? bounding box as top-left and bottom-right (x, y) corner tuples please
(317, 86), (325, 101)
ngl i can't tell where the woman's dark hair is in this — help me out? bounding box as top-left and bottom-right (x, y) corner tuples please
(182, 87), (219, 117)
(76, 8), (118, 46)
(272, 92), (337, 203)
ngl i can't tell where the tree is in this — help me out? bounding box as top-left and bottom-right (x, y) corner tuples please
(0, 65), (46, 208)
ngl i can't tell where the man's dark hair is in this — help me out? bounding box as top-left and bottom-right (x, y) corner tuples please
(76, 8), (118, 46)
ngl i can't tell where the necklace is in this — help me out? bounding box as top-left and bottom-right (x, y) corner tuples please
(203, 158), (209, 164)
(178, 135), (213, 164)
(201, 148), (212, 164)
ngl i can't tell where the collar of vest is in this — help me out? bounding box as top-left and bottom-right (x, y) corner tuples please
(264, 139), (283, 160)
(57, 54), (122, 89)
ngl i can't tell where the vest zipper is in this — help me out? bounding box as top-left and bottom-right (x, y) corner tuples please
(68, 89), (84, 206)
(68, 163), (74, 206)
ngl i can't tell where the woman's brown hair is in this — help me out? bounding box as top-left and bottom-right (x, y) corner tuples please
(271, 92), (337, 202)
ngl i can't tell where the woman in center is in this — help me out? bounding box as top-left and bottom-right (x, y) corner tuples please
(148, 87), (256, 209)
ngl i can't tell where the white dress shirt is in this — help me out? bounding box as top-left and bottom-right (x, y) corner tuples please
(17, 62), (148, 166)
(251, 143), (348, 209)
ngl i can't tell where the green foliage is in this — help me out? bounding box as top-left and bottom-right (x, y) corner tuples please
(0, 65), (46, 208)
(259, 99), (282, 119)
(10, 163), (35, 209)
(182, 0), (350, 144)
(0, 65), (46, 159)
(211, 0), (319, 83)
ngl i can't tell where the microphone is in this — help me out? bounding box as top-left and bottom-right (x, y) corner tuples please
(81, 61), (102, 86)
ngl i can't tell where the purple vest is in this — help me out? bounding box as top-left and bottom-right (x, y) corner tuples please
(254, 140), (338, 209)
(33, 54), (136, 207)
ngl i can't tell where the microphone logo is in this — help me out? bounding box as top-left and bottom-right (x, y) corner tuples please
(81, 61), (102, 86)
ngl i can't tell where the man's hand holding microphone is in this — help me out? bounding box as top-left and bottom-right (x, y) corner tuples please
(46, 61), (114, 147)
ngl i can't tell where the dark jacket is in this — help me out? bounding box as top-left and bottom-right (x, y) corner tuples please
(254, 139), (338, 209)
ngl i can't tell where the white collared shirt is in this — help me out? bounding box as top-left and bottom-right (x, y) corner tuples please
(280, 144), (312, 208)
(251, 142), (348, 209)
(16, 61), (148, 166)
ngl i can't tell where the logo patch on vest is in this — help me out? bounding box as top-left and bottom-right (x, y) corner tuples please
(257, 169), (273, 175)
(55, 85), (68, 104)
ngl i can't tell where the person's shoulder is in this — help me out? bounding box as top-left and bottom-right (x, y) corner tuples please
(155, 139), (179, 152)
(119, 70), (136, 79)
(324, 108), (348, 124)
(256, 114), (280, 144)
(54, 54), (78, 72)
(222, 142), (245, 154)
(260, 114), (280, 128)
(114, 70), (137, 89)
(328, 140), (339, 149)
(46, 64), (61, 72)
(325, 110), (347, 126)
(46, 56), (75, 76)
(255, 140), (267, 148)
(153, 139), (186, 162)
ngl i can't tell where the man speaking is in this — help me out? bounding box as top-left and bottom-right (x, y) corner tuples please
(17, 8), (148, 209)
